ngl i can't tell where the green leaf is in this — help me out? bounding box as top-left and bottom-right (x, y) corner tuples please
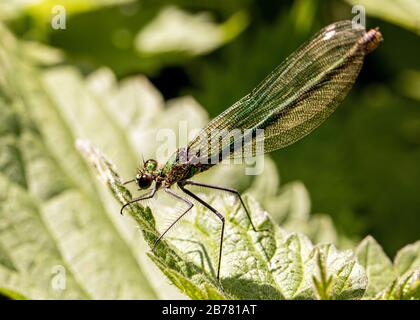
(0, 287), (27, 300)
(312, 244), (367, 300)
(0, 241), (17, 272)
(135, 6), (249, 56)
(394, 241), (420, 276)
(355, 236), (396, 297)
(345, 0), (420, 35)
(306, 214), (339, 245)
(249, 172), (343, 247)
(274, 181), (311, 226)
(0, 174), (90, 299)
(0, 0), (134, 21)
(354, 237), (420, 299)
(395, 70), (420, 101)
(375, 270), (420, 300)
(0, 23), (159, 299)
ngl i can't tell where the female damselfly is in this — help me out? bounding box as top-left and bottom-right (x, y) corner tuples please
(121, 20), (382, 280)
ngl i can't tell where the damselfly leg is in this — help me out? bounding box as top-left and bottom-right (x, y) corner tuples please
(120, 187), (157, 215)
(183, 180), (264, 232)
(179, 184), (225, 280)
(151, 188), (194, 251)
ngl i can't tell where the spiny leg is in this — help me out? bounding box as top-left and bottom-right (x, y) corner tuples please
(151, 188), (194, 251)
(179, 184), (225, 280)
(184, 180), (260, 232)
(120, 187), (157, 215)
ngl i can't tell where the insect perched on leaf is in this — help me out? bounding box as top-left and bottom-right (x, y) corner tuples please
(121, 21), (383, 280)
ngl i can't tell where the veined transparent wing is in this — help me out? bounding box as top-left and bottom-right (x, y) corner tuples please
(186, 20), (382, 161)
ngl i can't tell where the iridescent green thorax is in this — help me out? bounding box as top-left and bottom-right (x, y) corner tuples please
(145, 159), (158, 172)
(160, 148), (214, 186)
(161, 152), (178, 176)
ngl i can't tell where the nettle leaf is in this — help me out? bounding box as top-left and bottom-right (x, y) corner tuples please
(394, 241), (420, 276)
(78, 140), (367, 300)
(0, 0), (134, 22)
(345, 0), (420, 35)
(375, 270), (420, 300)
(0, 287), (27, 300)
(0, 23), (161, 299)
(247, 162), (343, 247)
(375, 240), (420, 300)
(355, 238), (420, 300)
(355, 236), (396, 297)
(135, 6), (249, 56)
(312, 244), (366, 300)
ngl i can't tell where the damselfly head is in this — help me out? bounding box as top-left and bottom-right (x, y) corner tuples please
(135, 172), (153, 189)
(359, 27), (383, 54)
(135, 159), (160, 189)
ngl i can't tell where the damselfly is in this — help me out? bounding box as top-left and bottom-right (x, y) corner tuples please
(121, 21), (382, 280)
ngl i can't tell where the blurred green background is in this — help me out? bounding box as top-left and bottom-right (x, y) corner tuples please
(2, 0), (420, 258)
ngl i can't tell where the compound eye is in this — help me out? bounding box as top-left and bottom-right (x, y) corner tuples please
(144, 159), (158, 171)
(137, 173), (153, 189)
